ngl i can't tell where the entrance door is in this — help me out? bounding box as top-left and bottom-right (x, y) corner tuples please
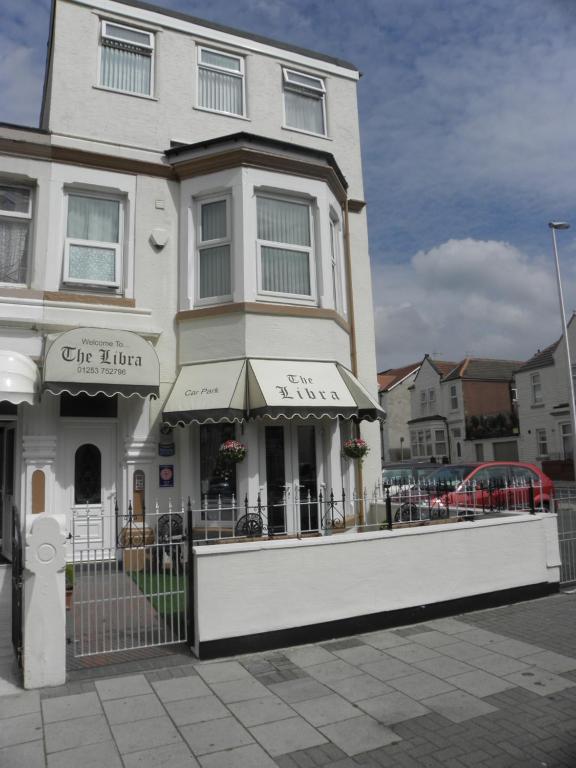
(263, 422), (321, 535)
(0, 424), (16, 559)
(60, 422), (116, 557)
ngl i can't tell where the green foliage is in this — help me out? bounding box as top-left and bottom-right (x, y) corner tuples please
(65, 563), (74, 589)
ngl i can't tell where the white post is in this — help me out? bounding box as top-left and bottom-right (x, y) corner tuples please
(23, 514), (67, 689)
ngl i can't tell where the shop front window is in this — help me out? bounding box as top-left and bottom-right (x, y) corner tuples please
(200, 424), (237, 508)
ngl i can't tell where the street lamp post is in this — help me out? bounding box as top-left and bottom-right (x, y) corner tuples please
(549, 222), (576, 474)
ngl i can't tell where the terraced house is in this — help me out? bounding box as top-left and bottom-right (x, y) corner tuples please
(0, 0), (383, 565)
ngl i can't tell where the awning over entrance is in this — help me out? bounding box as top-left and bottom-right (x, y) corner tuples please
(162, 358), (384, 425)
(0, 351), (39, 405)
(43, 328), (160, 398)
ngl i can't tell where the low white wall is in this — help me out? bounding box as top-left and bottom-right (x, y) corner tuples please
(195, 513), (560, 643)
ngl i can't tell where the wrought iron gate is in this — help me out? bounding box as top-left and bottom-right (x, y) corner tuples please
(69, 501), (192, 658)
(11, 505), (23, 670)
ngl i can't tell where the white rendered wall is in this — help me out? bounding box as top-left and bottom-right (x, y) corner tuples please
(195, 513), (560, 643)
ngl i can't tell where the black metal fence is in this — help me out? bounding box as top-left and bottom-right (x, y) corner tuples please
(11, 505), (23, 670)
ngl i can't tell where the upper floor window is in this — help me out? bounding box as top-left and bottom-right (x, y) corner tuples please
(198, 47), (245, 117)
(100, 21), (154, 96)
(283, 68), (326, 136)
(0, 185), (31, 285)
(329, 213), (345, 315)
(257, 196), (314, 300)
(420, 390), (427, 415)
(428, 388), (436, 410)
(64, 193), (122, 289)
(536, 428), (548, 457)
(197, 196), (232, 302)
(450, 384), (458, 410)
(530, 372), (542, 404)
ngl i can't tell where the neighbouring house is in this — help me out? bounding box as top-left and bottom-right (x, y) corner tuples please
(515, 318), (575, 479)
(378, 363), (420, 462)
(401, 355), (521, 464)
(0, 0), (383, 563)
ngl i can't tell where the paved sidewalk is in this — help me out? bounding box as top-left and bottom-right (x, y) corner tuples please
(2, 592), (576, 767)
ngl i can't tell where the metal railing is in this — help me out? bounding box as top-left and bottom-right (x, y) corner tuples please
(554, 489), (576, 585)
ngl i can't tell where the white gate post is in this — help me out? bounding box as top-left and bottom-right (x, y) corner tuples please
(23, 514), (67, 689)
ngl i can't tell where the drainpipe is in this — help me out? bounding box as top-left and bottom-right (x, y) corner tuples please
(343, 201), (364, 526)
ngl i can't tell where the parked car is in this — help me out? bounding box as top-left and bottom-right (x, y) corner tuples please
(381, 462), (440, 495)
(393, 461), (555, 522)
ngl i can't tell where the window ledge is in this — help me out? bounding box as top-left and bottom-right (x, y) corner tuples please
(281, 125), (331, 141)
(92, 85), (158, 102)
(194, 106), (250, 121)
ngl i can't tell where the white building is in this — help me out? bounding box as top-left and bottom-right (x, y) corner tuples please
(0, 0), (382, 558)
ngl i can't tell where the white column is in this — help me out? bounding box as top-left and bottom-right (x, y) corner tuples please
(23, 514), (67, 689)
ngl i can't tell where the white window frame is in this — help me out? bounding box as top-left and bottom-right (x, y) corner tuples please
(434, 428), (447, 457)
(536, 428), (548, 457)
(530, 372), (543, 404)
(197, 46), (246, 118)
(329, 211), (346, 316)
(560, 422), (572, 460)
(195, 194), (233, 306)
(420, 390), (427, 415)
(63, 191), (123, 289)
(282, 67), (327, 137)
(0, 184), (32, 286)
(99, 20), (154, 97)
(428, 389), (436, 410)
(256, 193), (317, 304)
(450, 384), (458, 410)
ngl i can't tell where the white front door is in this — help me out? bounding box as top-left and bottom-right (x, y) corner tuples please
(59, 421), (117, 557)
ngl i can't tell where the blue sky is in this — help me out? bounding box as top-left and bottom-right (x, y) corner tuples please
(2, 0), (576, 368)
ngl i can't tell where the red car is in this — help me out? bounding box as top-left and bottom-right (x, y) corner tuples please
(397, 461), (555, 521)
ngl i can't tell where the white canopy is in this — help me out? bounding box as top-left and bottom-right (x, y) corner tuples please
(0, 351), (39, 406)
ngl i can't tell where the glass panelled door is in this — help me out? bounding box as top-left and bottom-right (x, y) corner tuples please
(263, 422), (321, 535)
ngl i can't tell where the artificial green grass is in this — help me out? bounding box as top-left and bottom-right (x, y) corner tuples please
(131, 570), (186, 616)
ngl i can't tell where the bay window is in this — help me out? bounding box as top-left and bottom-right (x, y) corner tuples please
(198, 47), (244, 116)
(100, 21), (153, 96)
(197, 197), (231, 302)
(283, 68), (326, 136)
(330, 213), (345, 315)
(64, 193), (122, 288)
(257, 195), (314, 299)
(0, 185), (31, 284)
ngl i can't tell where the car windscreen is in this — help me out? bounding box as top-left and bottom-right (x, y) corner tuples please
(382, 468), (414, 484)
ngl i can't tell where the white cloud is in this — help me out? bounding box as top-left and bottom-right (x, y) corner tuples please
(373, 238), (572, 369)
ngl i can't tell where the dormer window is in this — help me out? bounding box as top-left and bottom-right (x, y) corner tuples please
(283, 68), (326, 136)
(198, 47), (245, 117)
(100, 21), (154, 96)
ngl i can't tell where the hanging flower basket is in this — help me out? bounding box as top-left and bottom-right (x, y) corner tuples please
(343, 438), (369, 461)
(219, 439), (247, 464)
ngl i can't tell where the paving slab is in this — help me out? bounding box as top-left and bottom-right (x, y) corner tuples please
(47, 740), (123, 768)
(319, 714), (401, 756)
(196, 661), (250, 684)
(385, 643), (441, 663)
(469, 652), (532, 676)
(95, 674), (153, 701)
(446, 669), (516, 698)
(181, 716), (254, 755)
(291, 693), (361, 726)
(112, 715), (182, 754)
(329, 645), (385, 665)
(388, 671), (455, 700)
(42, 691), (102, 723)
(360, 657), (416, 682)
(268, 677), (333, 703)
(356, 690), (431, 725)
(249, 715), (327, 756)
(421, 689), (498, 722)
(454, 628), (509, 647)
(436, 640), (488, 662)
(358, 630), (412, 650)
(519, 650), (576, 673)
(45, 714), (111, 753)
(485, 639), (543, 658)
(165, 695), (230, 726)
(227, 694), (294, 726)
(209, 676), (272, 703)
(198, 743), (278, 768)
(423, 618), (474, 634)
(305, 659), (364, 684)
(0, 740), (45, 768)
(122, 741), (200, 768)
(281, 645), (336, 668)
(504, 667), (576, 696)
(411, 630), (460, 648)
(324, 673), (394, 702)
(152, 676), (212, 702)
(103, 693), (165, 724)
(412, 655), (477, 679)
(0, 712), (43, 749)
(0, 691), (40, 719)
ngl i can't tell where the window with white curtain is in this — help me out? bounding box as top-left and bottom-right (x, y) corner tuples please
(63, 193), (122, 288)
(0, 185), (31, 285)
(257, 196), (314, 299)
(283, 68), (326, 136)
(197, 197), (232, 302)
(99, 21), (154, 96)
(198, 47), (244, 116)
